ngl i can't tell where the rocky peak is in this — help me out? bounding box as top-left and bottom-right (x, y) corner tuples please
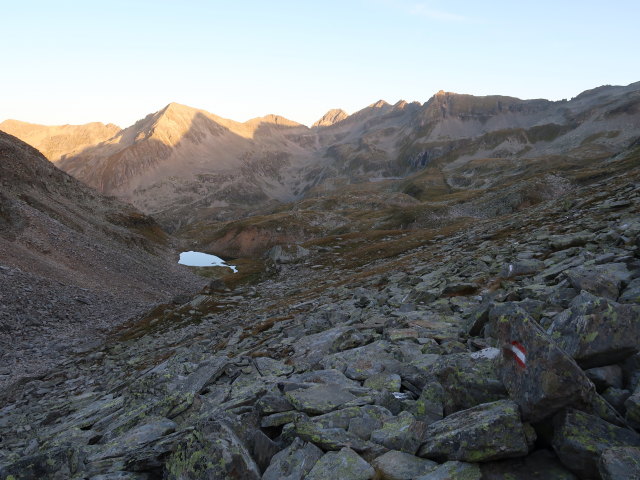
(312, 108), (349, 128)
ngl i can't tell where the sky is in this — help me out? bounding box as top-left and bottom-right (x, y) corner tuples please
(2, 0), (639, 128)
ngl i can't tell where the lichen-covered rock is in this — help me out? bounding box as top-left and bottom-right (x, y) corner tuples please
(427, 350), (507, 415)
(624, 389), (640, 428)
(293, 327), (369, 368)
(619, 277), (640, 304)
(370, 411), (428, 454)
(416, 460), (481, 480)
(88, 417), (176, 462)
(490, 303), (594, 422)
(164, 420), (260, 480)
(564, 263), (632, 300)
(261, 438), (323, 480)
(253, 356), (294, 377)
(407, 381), (444, 425)
(552, 409), (640, 479)
(480, 449), (578, 479)
(0, 446), (81, 480)
(549, 292), (640, 368)
(598, 446), (640, 480)
(305, 447), (375, 480)
(293, 416), (385, 458)
(417, 400), (529, 463)
(321, 341), (401, 381)
(363, 372), (401, 392)
(371, 450), (437, 480)
(285, 384), (357, 415)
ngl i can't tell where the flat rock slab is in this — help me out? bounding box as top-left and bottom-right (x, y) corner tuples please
(490, 303), (594, 422)
(88, 417), (176, 461)
(305, 447), (375, 480)
(321, 341), (402, 381)
(286, 384), (357, 415)
(549, 292), (640, 368)
(262, 438), (323, 480)
(371, 450), (437, 480)
(598, 446), (640, 480)
(552, 409), (640, 479)
(418, 399), (529, 463)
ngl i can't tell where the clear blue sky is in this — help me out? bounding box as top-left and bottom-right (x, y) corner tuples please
(2, 0), (639, 127)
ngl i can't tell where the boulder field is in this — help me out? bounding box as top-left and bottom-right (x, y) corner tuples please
(1, 172), (640, 479)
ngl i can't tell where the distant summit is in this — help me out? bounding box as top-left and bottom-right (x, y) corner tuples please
(312, 109), (349, 128)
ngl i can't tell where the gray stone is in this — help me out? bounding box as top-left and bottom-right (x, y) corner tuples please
(624, 389), (640, 428)
(549, 292), (640, 368)
(174, 356), (228, 394)
(164, 419), (260, 480)
(88, 417), (176, 461)
(619, 277), (640, 304)
(285, 384), (357, 415)
(262, 438), (322, 480)
(565, 263), (632, 300)
(480, 449), (577, 480)
(428, 350), (507, 415)
(407, 381), (444, 425)
(598, 446), (640, 480)
(371, 450), (437, 480)
(500, 259), (545, 278)
(364, 372), (401, 392)
(293, 416), (385, 458)
(552, 409), (640, 479)
(585, 365), (624, 392)
(370, 411), (428, 454)
(490, 303), (594, 422)
(549, 232), (594, 250)
(417, 400), (530, 463)
(321, 341), (401, 381)
(417, 461), (482, 480)
(305, 447), (375, 480)
(601, 387), (632, 414)
(254, 356), (294, 376)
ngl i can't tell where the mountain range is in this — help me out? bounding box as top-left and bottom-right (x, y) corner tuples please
(2, 82), (640, 257)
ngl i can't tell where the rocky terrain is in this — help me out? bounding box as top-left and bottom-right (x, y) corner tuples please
(0, 132), (206, 393)
(0, 132), (639, 479)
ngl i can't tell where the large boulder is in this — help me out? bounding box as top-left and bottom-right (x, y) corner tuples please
(549, 292), (640, 368)
(417, 400), (530, 463)
(427, 350), (507, 415)
(598, 446), (640, 480)
(371, 450), (437, 480)
(262, 438), (323, 480)
(552, 409), (640, 479)
(305, 447), (375, 480)
(370, 411), (428, 454)
(164, 419), (261, 480)
(564, 263), (632, 300)
(489, 303), (595, 422)
(285, 384), (358, 415)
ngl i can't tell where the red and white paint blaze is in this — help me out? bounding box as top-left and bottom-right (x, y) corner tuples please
(508, 341), (527, 368)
